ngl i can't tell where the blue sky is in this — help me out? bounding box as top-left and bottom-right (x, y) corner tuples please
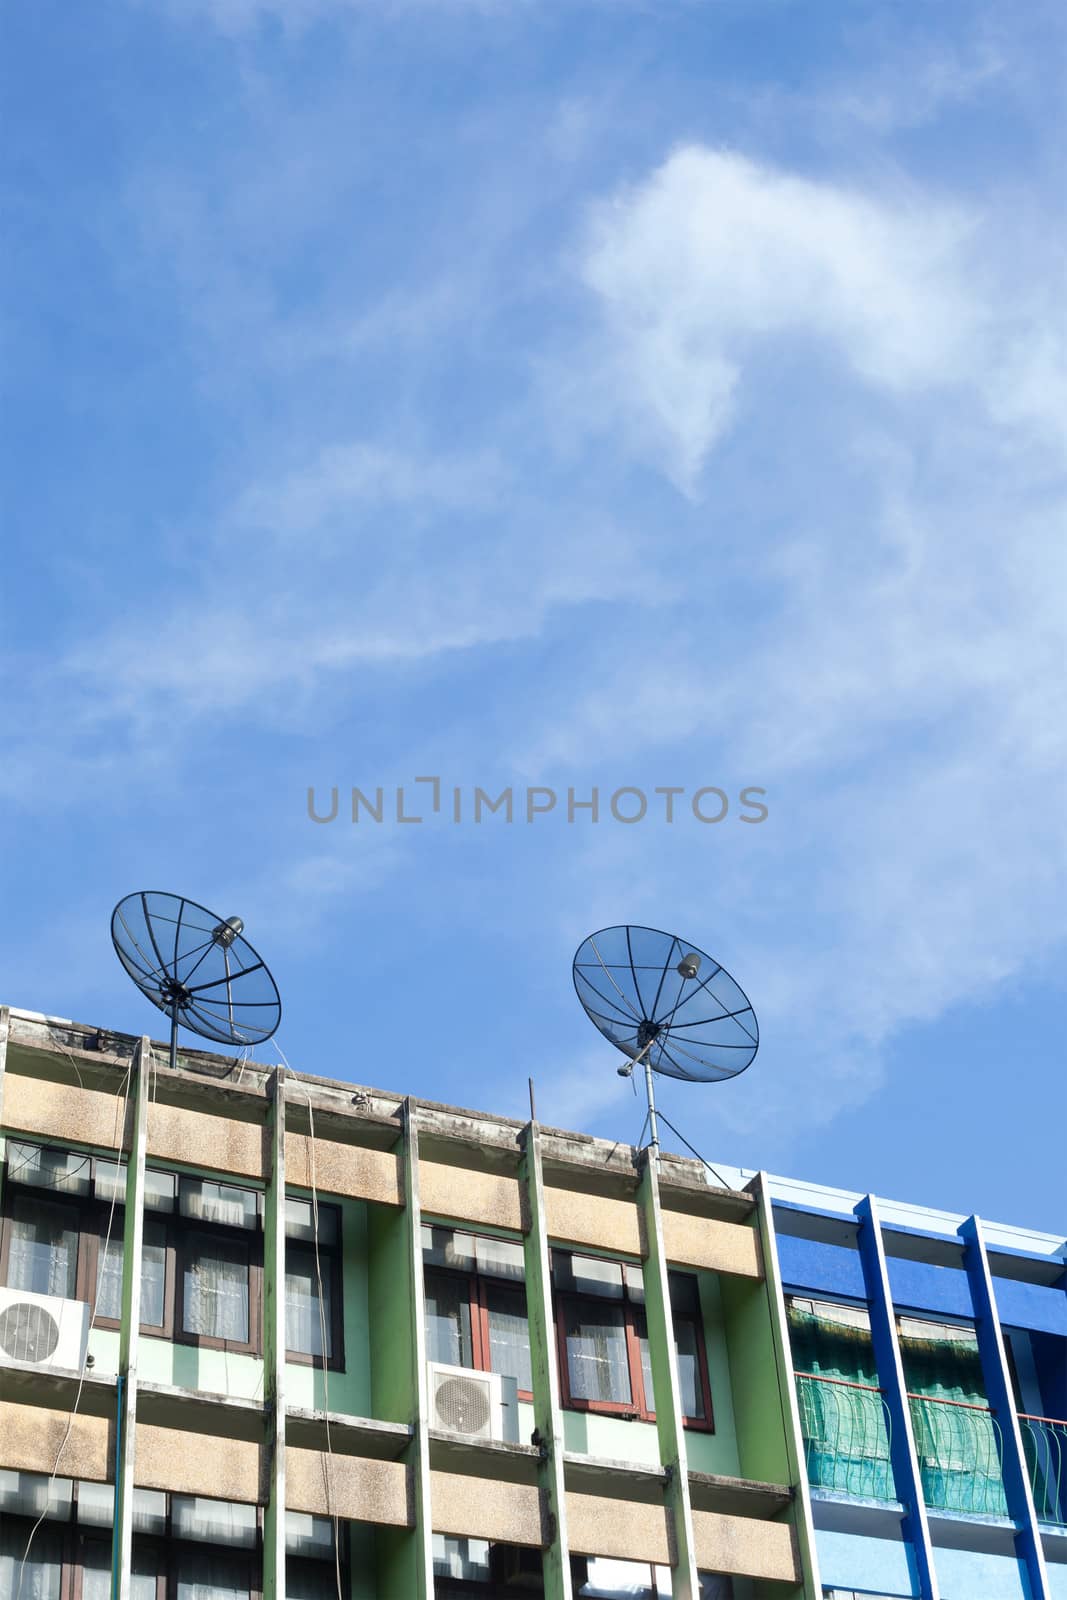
(2, 0), (1065, 1236)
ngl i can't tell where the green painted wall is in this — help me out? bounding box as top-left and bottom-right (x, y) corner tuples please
(685, 1272), (742, 1478)
(719, 1270), (791, 1486)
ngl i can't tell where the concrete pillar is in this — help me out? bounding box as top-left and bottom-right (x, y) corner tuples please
(519, 1121), (572, 1600)
(263, 1065), (287, 1600)
(115, 1038), (150, 1600)
(960, 1215), (1050, 1600)
(637, 1151), (699, 1600)
(854, 1194), (940, 1600)
(404, 1098), (435, 1599)
(747, 1174), (823, 1600)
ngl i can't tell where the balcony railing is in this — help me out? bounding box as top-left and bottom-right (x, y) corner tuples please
(795, 1372), (895, 1501)
(907, 1393), (1007, 1516)
(1019, 1413), (1067, 1526)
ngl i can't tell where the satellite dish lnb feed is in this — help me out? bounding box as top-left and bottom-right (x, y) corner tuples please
(572, 924), (758, 1164)
(111, 891), (281, 1070)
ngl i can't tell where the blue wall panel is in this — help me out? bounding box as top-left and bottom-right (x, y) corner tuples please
(814, 1528), (919, 1596)
(885, 1258), (973, 1318)
(995, 1278), (1067, 1337)
(776, 1233), (867, 1300)
(932, 1545), (1033, 1600)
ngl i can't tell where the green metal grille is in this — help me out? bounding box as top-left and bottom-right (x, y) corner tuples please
(908, 1394), (1007, 1516)
(795, 1372), (895, 1501)
(1019, 1414), (1067, 1526)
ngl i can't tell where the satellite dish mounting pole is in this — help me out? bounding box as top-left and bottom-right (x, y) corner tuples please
(169, 1002), (179, 1074)
(643, 1052), (660, 1168)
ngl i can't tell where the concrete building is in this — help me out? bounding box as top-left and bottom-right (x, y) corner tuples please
(0, 1003), (1062, 1600)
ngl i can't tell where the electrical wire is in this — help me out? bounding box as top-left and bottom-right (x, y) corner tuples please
(15, 1052), (136, 1600)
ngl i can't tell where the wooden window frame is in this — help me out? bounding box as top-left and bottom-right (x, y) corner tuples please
(553, 1255), (714, 1432)
(423, 1260), (534, 1403)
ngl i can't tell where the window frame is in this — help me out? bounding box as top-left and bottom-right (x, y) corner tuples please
(283, 1230), (346, 1372)
(422, 1233), (533, 1403)
(553, 1252), (714, 1432)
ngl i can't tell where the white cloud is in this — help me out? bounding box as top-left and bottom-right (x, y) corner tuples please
(574, 146), (989, 488)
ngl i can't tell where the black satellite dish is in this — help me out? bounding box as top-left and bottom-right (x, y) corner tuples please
(112, 891), (281, 1070)
(572, 924), (758, 1164)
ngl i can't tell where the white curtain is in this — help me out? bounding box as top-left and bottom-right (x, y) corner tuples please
(174, 1549), (251, 1600)
(564, 1301), (631, 1404)
(8, 1201), (78, 1298)
(0, 1524), (62, 1600)
(183, 1241), (249, 1341)
(285, 1248), (331, 1357)
(97, 1227), (167, 1325)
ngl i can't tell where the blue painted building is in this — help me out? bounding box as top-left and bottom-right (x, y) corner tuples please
(721, 1166), (1067, 1600)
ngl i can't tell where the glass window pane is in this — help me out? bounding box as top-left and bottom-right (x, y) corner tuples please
(96, 1221), (167, 1325)
(554, 1253), (625, 1300)
(287, 1556), (337, 1600)
(180, 1179), (258, 1230)
(7, 1197), (79, 1297)
(175, 1546), (252, 1600)
(81, 1537), (158, 1600)
(285, 1512), (334, 1559)
(563, 1298), (631, 1404)
(424, 1270), (473, 1368)
(578, 1555), (655, 1596)
(183, 1236), (249, 1342)
(172, 1497), (257, 1548)
(7, 1142), (91, 1197)
(474, 1235), (525, 1281)
(286, 1245), (332, 1357)
(0, 1471), (73, 1521)
(637, 1312), (655, 1414)
(485, 1282), (532, 1392)
(285, 1199), (337, 1246)
(422, 1226), (477, 1273)
(674, 1316), (704, 1420)
(0, 1518), (63, 1600)
(95, 1162), (176, 1213)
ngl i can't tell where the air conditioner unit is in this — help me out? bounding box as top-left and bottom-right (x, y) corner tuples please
(427, 1362), (519, 1444)
(0, 1289), (90, 1372)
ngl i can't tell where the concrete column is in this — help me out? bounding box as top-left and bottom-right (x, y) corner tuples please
(263, 1065), (288, 1600)
(854, 1194), (940, 1600)
(960, 1215), (1050, 1600)
(404, 1098), (435, 1599)
(115, 1038), (150, 1600)
(637, 1151), (699, 1600)
(519, 1122), (572, 1600)
(747, 1174), (823, 1600)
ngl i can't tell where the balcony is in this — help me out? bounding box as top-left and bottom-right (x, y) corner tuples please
(1018, 1413), (1067, 1526)
(907, 1393), (1007, 1517)
(795, 1372), (895, 1501)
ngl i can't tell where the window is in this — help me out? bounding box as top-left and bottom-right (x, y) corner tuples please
(423, 1225), (532, 1397)
(573, 1558), (733, 1597)
(285, 1199), (343, 1366)
(553, 1252), (713, 1429)
(0, 1471), (343, 1599)
(1, 1142), (345, 1368)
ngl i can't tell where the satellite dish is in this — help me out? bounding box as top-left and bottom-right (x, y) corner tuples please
(111, 891), (281, 1070)
(572, 924), (758, 1164)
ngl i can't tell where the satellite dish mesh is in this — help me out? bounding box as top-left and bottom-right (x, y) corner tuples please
(111, 891), (281, 1053)
(572, 924), (758, 1083)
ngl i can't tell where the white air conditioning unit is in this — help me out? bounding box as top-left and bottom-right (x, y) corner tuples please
(0, 1289), (90, 1372)
(427, 1362), (519, 1444)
